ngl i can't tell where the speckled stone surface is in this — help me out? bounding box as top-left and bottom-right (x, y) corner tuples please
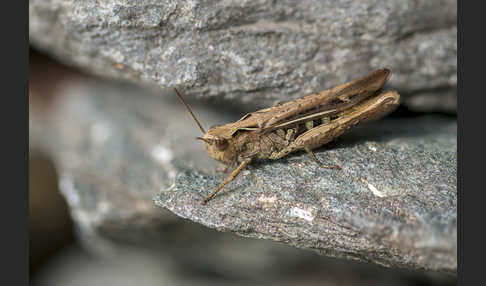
(155, 114), (456, 273)
(29, 0), (456, 112)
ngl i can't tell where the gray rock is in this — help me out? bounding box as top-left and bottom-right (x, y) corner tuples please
(405, 88), (457, 114)
(30, 78), (329, 281)
(29, 0), (456, 111)
(155, 116), (457, 273)
(33, 77), (440, 284)
(32, 246), (454, 286)
(30, 74), (456, 279)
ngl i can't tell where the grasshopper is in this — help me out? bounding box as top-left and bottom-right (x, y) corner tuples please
(173, 68), (400, 205)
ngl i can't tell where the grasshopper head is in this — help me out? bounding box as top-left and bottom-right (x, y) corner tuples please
(198, 127), (237, 165)
(172, 88), (239, 165)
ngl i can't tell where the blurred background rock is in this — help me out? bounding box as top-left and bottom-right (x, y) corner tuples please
(29, 48), (74, 277)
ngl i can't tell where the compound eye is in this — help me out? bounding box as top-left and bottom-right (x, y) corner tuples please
(215, 139), (228, 151)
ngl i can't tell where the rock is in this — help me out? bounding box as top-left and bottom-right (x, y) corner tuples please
(32, 246), (455, 286)
(30, 77), (328, 280)
(156, 117), (457, 273)
(29, 0), (456, 112)
(405, 88), (457, 114)
(30, 73), (456, 275)
(155, 115), (456, 273)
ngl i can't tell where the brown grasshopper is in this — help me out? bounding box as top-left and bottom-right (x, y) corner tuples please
(173, 68), (400, 205)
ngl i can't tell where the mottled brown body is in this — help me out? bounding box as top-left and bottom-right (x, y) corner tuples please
(174, 68), (400, 204)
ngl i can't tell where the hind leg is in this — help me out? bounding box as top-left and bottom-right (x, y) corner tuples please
(304, 146), (341, 169)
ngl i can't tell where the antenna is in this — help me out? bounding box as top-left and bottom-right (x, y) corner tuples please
(173, 88), (206, 134)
